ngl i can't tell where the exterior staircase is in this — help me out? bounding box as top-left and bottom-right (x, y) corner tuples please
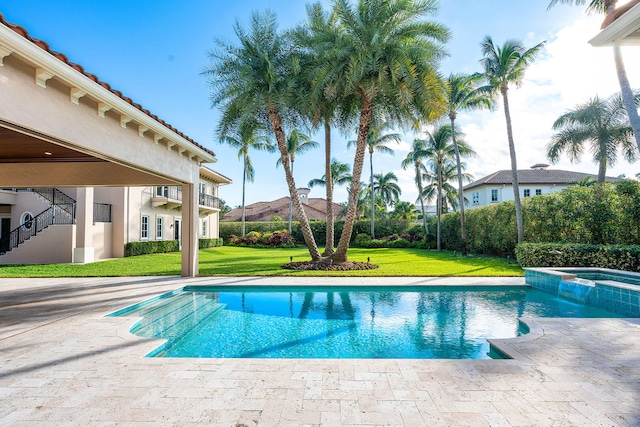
(0, 188), (76, 255)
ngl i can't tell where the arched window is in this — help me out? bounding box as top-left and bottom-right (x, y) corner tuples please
(21, 212), (34, 231)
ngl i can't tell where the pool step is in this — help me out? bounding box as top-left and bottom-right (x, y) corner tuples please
(132, 293), (225, 339)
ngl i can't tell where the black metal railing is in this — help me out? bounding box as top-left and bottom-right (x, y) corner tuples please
(0, 205), (75, 255)
(18, 188), (77, 218)
(93, 203), (112, 223)
(155, 186), (182, 201)
(199, 193), (219, 209)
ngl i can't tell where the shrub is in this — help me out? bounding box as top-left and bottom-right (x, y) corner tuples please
(225, 230), (296, 248)
(199, 238), (223, 249)
(515, 242), (640, 271)
(125, 240), (179, 257)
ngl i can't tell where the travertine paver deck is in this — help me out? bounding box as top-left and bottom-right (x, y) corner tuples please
(1, 276), (639, 426)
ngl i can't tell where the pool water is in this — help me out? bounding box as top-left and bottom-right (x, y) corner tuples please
(109, 286), (621, 359)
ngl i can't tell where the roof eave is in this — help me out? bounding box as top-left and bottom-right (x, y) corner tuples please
(589, 3), (640, 47)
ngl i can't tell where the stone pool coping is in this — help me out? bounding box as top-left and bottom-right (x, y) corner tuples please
(2, 276), (640, 426)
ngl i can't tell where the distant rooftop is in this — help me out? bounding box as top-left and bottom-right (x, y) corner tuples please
(464, 165), (621, 191)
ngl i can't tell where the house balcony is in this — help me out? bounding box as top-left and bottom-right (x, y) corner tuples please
(151, 186), (220, 214)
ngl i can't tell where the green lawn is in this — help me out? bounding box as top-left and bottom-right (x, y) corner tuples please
(0, 246), (523, 277)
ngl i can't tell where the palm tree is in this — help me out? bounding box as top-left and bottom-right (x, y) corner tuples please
(220, 119), (275, 237)
(480, 36), (545, 244)
(445, 73), (492, 255)
(548, 0), (640, 152)
(319, 0), (449, 262)
(308, 159), (352, 189)
(204, 10), (322, 260)
(547, 92), (638, 183)
(294, 2), (358, 256)
(276, 130), (319, 233)
(401, 138), (430, 235)
(391, 201), (418, 220)
(372, 172), (402, 209)
(417, 124), (476, 250)
(348, 124), (401, 238)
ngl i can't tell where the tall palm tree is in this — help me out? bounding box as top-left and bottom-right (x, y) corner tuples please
(548, 0), (640, 152)
(220, 119), (275, 237)
(401, 138), (430, 235)
(417, 124), (476, 250)
(372, 172), (402, 209)
(294, 2), (358, 256)
(204, 10), (322, 260)
(547, 92), (638, 183)
(445, 72), (492, 255)
(480, 36), (545, 244)
(276, 130), (319, 233)
(319, 0), (449, 262)
(348, 124), (401, 238)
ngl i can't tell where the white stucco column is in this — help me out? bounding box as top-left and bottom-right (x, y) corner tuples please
(73, 187), (95, 263)
(181, 182), (199, 277)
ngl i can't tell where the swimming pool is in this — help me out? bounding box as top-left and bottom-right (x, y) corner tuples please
(109, 286), (622, 359)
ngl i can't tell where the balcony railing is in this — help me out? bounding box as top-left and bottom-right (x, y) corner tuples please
(155, 186), (182, 201)
(199, 193), (219, 209)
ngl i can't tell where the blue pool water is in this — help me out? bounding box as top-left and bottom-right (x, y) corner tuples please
(109, 286), (622, 359)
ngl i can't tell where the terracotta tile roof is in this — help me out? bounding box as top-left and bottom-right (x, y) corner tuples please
(222, 197), (343, 222)
(0, 13), (215, 158)
(463, 169), (621, 191)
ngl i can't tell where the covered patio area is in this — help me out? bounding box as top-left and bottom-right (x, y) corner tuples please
(0, 14), (216, 276)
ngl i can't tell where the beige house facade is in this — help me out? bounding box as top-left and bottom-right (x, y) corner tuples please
(0, 14), (224, 276)
(0, 167), (230, 265)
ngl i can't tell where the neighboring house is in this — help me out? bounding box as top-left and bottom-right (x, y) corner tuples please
(0, 166), (231, 264)
(463, 164), (620, 209)
(222, 188), (343, 222)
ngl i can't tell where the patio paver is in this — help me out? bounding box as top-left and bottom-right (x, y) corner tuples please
(1, 276), (639, 426)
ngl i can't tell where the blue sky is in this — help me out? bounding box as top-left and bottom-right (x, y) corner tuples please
(1, 1), (638, 208)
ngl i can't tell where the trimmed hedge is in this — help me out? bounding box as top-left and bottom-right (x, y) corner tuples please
(199, 238), (223, 249)
(125, 238), (223, 256)
(438, 181), (640, 256)
(125, 240), (179, 257)
(515, 242), (640, 271)
(227, 230), (296, 248)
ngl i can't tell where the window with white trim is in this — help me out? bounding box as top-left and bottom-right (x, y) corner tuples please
(491, 189), (499, 203)
(21, 212), (34, 231)
(472, 192), (479, 205)
(199, 181), (206, 195)
(524, 189), (530, 198)
(535, 189), (542, 196)
(156, 216), (163, 240)
(141, 215), (149, 240)
(202, 220), (207, 238)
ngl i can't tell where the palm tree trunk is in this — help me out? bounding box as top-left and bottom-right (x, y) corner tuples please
(370, 151), (375, 239)
(334, 95), (373, 262)
(416, 163), (428, 235)
(241, 156), (247, 237)
(612, 46), (640, 151)
(268, 108), (321, 260)
(436, 161), (442, 251)
(450, 116), (467, 256)
(288, 160), (293, 234)
(323, 118), (335, 256)
(502, 88), (525, 243)
(598, 156), (607, 184)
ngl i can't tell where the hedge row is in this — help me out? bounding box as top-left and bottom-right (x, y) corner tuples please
(125, 240), (180, 257)
(219, 219), (426, 246)
(515, 242), (640, 271)
(125, 238), (223, 256)
(227, 230), (296, 248)
(199, 238), (223, 249)
(438, 181), (640, 256)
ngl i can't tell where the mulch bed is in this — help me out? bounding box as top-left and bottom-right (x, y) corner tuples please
(282, 260), (379, 271)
